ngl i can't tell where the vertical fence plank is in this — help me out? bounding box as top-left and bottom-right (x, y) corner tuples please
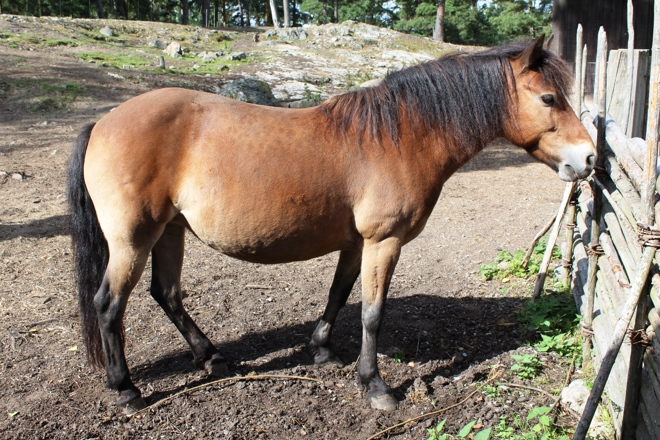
(623, 0), (635, 135)
(582, 26), (607, 370)
(574, 24), (584, 113)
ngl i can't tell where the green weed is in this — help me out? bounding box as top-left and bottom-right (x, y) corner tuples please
(517, 290), (582, 360)
(483, 384), (500, 398)
(495, 409), (572, 440)
(391, 347), (405, 363)
(303, 83), (323, 103)
(427, 419), (492, 440)
(480, 238), (560, 281)
(510, 354), (542, 379)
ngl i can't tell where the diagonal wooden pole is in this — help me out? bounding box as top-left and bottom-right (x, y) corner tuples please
(531, 181), (576, 301)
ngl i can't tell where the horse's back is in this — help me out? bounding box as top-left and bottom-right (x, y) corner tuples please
(84, 88), (360, 262)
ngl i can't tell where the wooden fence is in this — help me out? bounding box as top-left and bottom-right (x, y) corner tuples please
(555, 2), (660, 438)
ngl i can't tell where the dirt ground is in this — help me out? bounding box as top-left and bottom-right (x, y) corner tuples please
(0, 16), (580, 440)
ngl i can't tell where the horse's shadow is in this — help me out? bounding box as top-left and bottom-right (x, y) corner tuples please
(130, 294), (530, 403)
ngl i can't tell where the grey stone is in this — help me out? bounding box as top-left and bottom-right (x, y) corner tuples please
(217, 78), (278, 106)
(100, 26), (114, 37)
(218, 65), (229, 71)
(360, 78), (383, 88)
(202, 54), (216, 63)
(229, 52), (246, 61)
(560, 380), (613, 438)
(283, 99), (318, 109)
(151, 39), (168, 49)
(165, 42), (182, 58)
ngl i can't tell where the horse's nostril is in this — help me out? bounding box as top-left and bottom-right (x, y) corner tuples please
(587, 154), (596, 168)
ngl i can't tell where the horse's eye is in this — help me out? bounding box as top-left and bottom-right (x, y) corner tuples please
(541, 94), (556, 106)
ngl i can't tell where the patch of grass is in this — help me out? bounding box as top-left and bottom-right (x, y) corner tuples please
(8, 79), (86, 112)
(0, 32), (77, 48)
(80, 51), (152, 69)
(391, 35), (454, 57)
(343, 69), (375, 88)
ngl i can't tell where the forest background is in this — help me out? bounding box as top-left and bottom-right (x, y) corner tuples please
(0, 0), (552, 47)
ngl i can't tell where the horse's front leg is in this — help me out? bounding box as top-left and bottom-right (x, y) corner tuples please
(310, 249), (362, 366)
(358, 237), (401, 411)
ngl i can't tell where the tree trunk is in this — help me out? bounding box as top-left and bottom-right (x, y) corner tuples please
(238, 0), (243, 26)
(322, 0), (327, 24)
(283, 0), (289, 27)
(269, 0), (279, 28)
(97, 0), (105, 18)
(433, 0), (445, 42)
(222, 0), (226, 26)
(291, 0), (297, 26)
(181, 0), (189, 25)
(118, 0), (128, 19)
(333, 0), (338, 23)
(245, 0), (250, 26)
(202, 0), (210, 27)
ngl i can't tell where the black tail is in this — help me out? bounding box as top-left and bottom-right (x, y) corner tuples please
(67, 123), (107, 369)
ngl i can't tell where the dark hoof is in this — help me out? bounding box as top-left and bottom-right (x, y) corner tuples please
(312, 346), (344, 367)
(205, 355), (229, 377)
(369, 393), (398, 411)
(315, 353), (344, 367)
(121, 397), (147, 415)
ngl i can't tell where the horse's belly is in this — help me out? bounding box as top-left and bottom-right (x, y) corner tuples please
(181, 205), (356, 264)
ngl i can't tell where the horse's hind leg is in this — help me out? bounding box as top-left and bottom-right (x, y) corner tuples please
(150, 223), (228, 376)
(96, 242), (151, 414)
(310, 249), (361, 366)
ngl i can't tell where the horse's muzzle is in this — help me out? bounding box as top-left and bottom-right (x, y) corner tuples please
(558, 143), (596, 181)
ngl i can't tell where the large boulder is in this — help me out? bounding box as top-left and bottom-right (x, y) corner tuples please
(165, 42), (182, 58)
(217, 78), (278, 106)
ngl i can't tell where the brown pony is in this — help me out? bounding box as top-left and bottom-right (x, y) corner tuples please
(67, 36), (595, 413)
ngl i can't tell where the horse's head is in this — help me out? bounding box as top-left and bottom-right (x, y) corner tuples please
(504, 36), (596, 181)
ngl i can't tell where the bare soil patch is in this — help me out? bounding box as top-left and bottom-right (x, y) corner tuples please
(0, 16), (581, 439)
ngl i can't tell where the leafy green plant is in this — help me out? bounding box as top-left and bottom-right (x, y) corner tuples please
(480, 238), (560, 281)
(535, 332), (580, 357)
(517, 290), (583, 360)
(428, 419), (449, 440)
(427, 419), (491, 440)
(483, 384), (500, 398)
(510, 354), (542, 379)
(302, 83), (323, 103)
(495, 410), (571, 440)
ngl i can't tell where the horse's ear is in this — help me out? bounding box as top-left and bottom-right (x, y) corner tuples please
(516, 34), (545, 73)
(544, 34), (555, 51)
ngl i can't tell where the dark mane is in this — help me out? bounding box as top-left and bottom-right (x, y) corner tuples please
(320, 42), (573, 154)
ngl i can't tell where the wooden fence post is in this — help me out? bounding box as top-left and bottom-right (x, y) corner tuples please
(582, 27), (607, 369)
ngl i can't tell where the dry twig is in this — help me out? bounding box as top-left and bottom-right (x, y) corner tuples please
(129, 374), (324, 418)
